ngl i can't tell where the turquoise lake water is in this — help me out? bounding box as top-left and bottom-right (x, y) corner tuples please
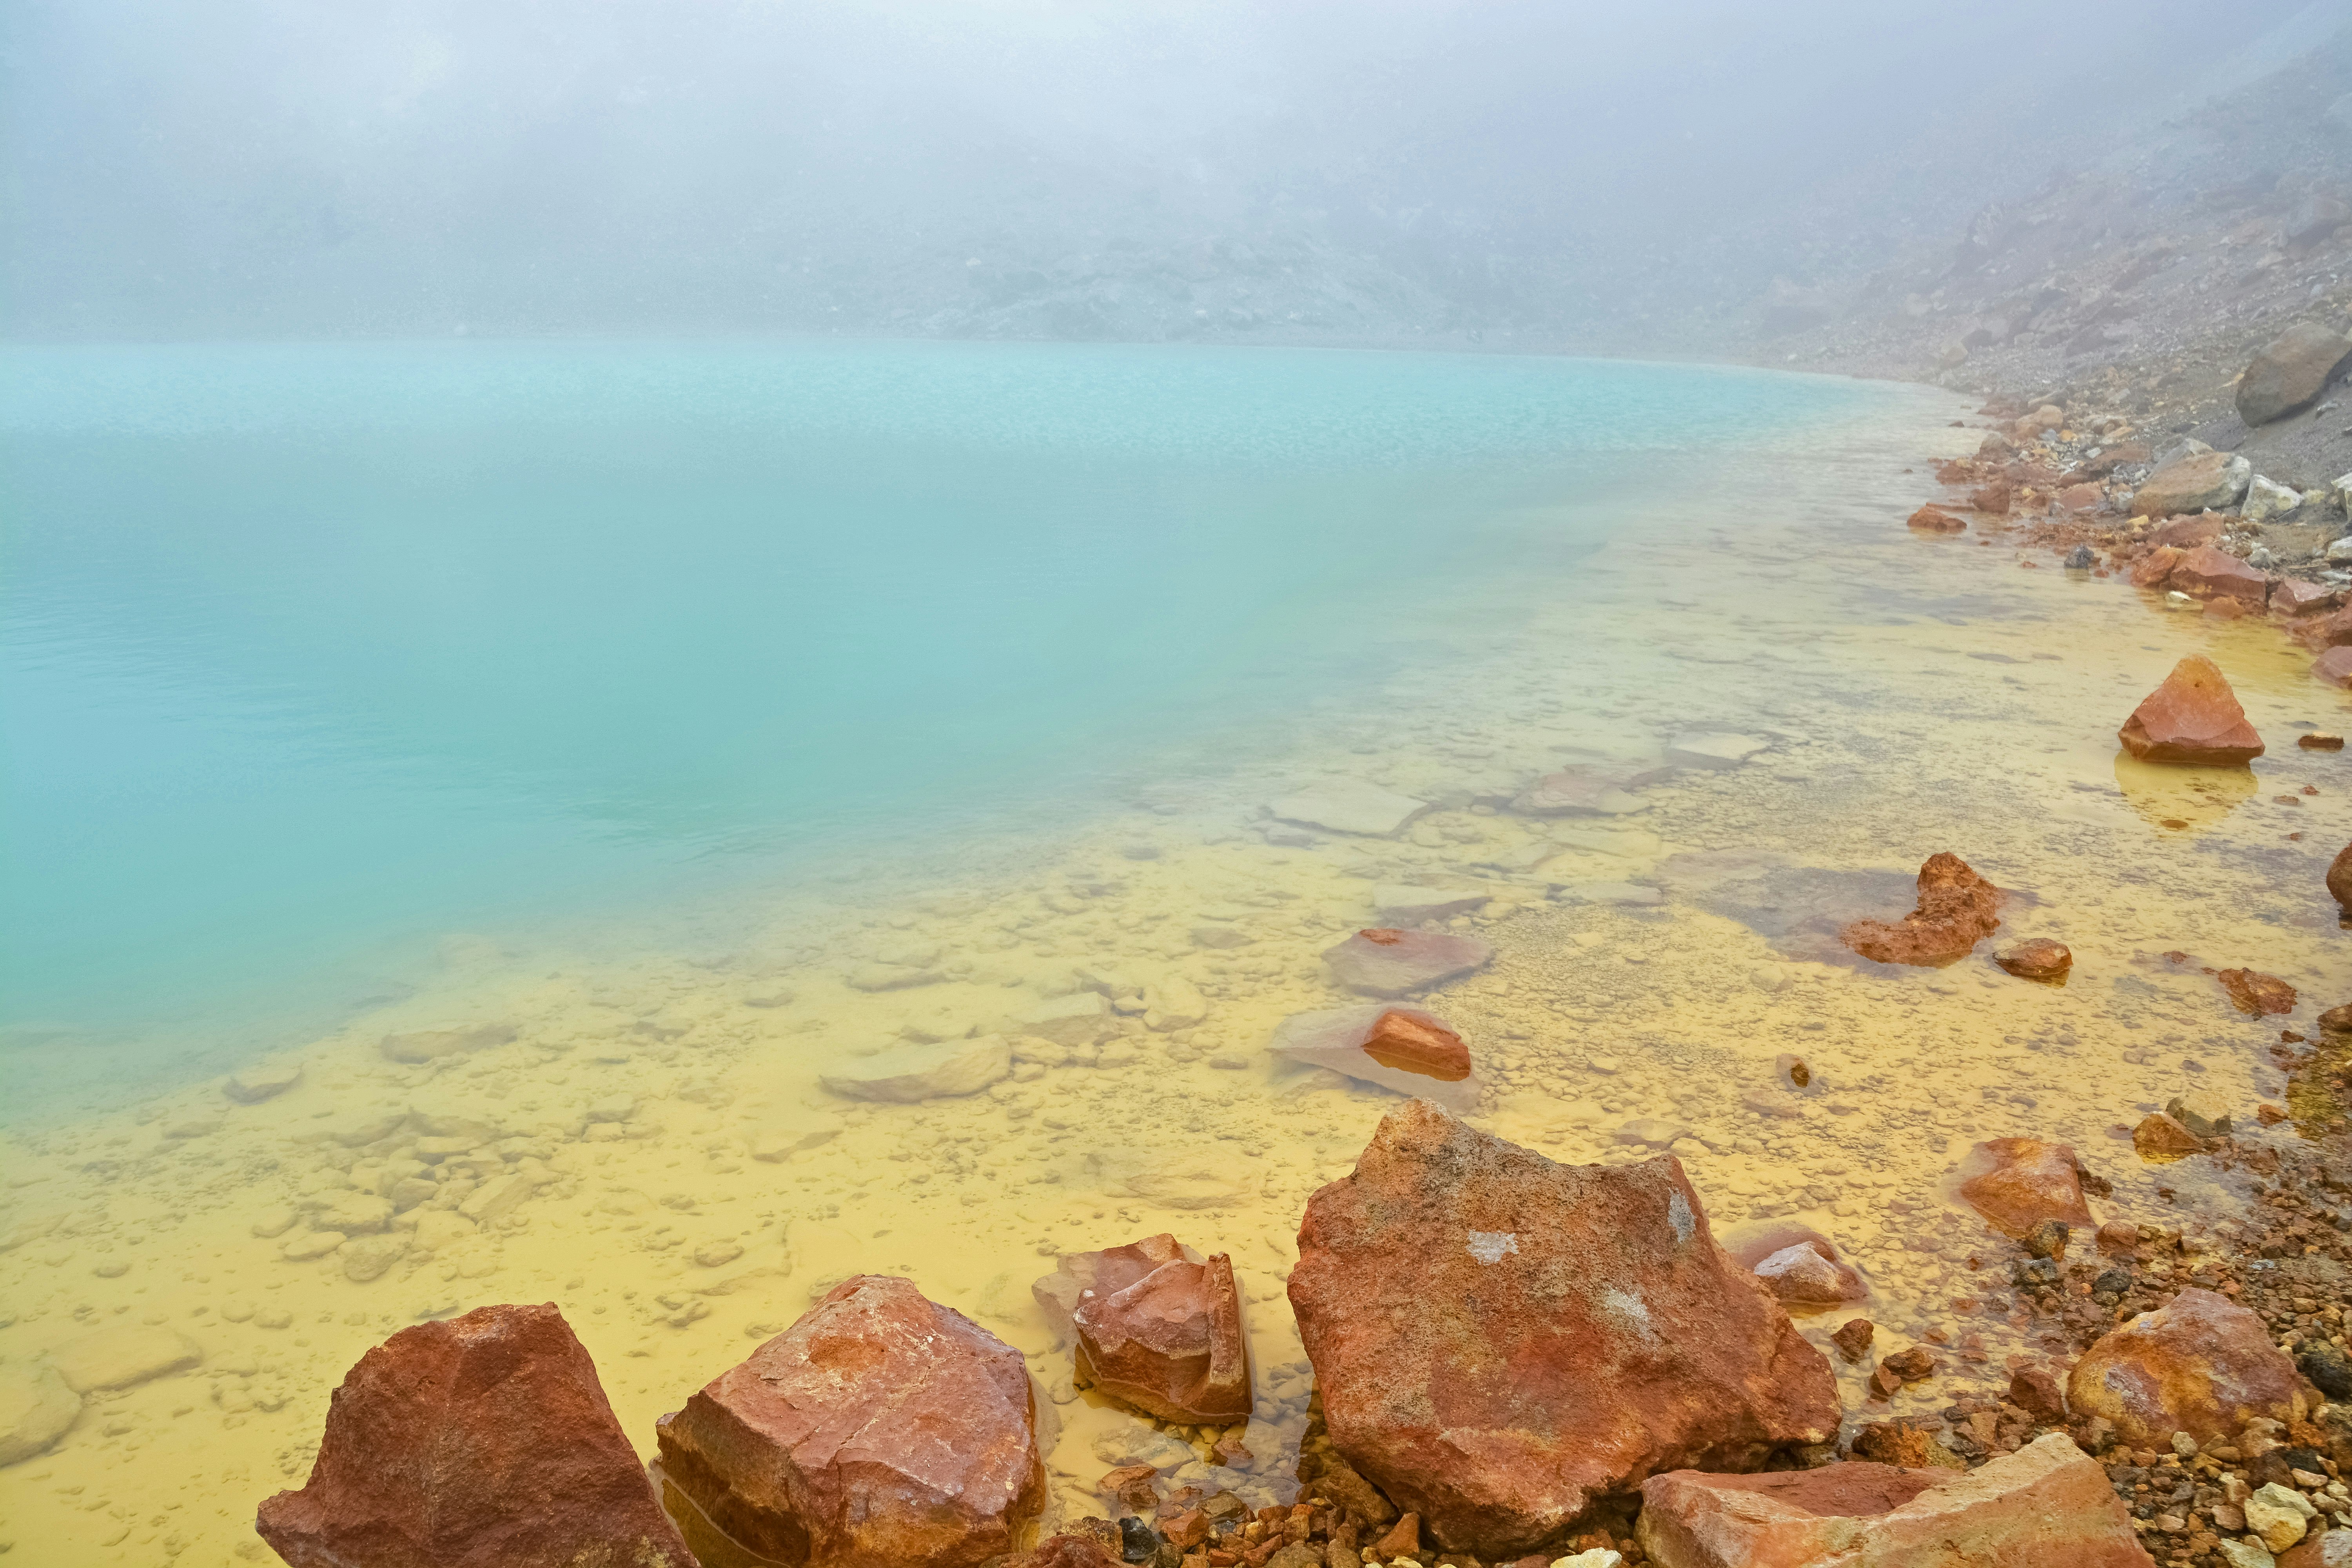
(0, 339), (1880, 1104)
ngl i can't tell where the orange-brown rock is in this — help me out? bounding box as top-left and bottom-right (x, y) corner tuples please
(1969, 483), (2012, 514)
(2332, 843), (2352, 911)
(1849, 1422), (1965, 1470)
(2131, 1113), (2205, 1162)
(1841, 853), (2001, 967)
(1906, 504), (1966, 533)
(255, 1303), (694, 1568)
(2117, 657), (2265, 765)
(1955, 1138), (2096, 1239)
(2129, 544), (2186, 588)
(2219, 967), (2298, 1016)
(1637, 1434), (2151, 1568)
(2170, 545), (2270, 604)
(1288, 1100), (1839, 1557)
(1994, 938), (2072, 982)
(2149, 513), (2226, 549)
(654, 1275), (1045, 1568)
(1361, 1009), (1471, 1082)
(1074, 1250), (1252, 1424)
(1717, 1221), (1866, 1311)
(2316, 646), (2352, 688)
(2058, 482), (2107, 513)
(2067, 1287), (2302, 1448)
(2008, 1365), (2068, 1423)
(2274, 580), (2343, 617)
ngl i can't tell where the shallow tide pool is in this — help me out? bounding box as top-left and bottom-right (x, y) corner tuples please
(2, 341), (2343, 1564)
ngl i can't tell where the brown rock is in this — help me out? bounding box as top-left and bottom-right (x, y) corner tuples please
(2204, 596), (2251, 620)
(1907, 504), (1966, 534)
(2279, 1528), (2352, 1568)
(1637, 1435), (2151, 1568)
(1955, 1138), (2096, 1239)
(1840, 853), (2002, 967)
(2096, 1221), (2140, 1254)
(1321, 929), (1494, 998)
(1074, 1250), (1252, 1424)
(1100, 1466), (1161, 1510)
(2316, 646), (2352, 688)
(2008, 1365), (2069, 1423)
(1831, 1319), (1875, 1363)
(2275, 581), (2344, 617)
(654, 1275), (1045, 1568)
(2171, 546), (2271, 605)
(1849, 1422), (1965, 1470)
(2117, 656), (2265, 765)
(254, 1303), (693, 1568)
(2132, 452), (2252, 516)
(2149, 513), (2226, 550)
(2237, 322), (2352, 426)
(1880, 1347), (1936, 1383)
(1994, 938), (2073, 983)
(2129, 544), (2187, 588)
(2066, 1287), (2303, 1448)
(1288, 1100), (1839, 1557)
(2058, 482), (2107, 513)
(2332, 844), (2352, 911)
(2132, 1113), (2205, 1162)
(2301, 732), (2347, 750)
(1018, 1532), (1123, 1568)
(2219, 968), (2299, 1016)
(2299, 606), (2352, 650)
(1371, 1514), (1421, 1559)
(1969, 483), (2013, 514)
(1036, 1234), (1198, 1342)
(1750, 1244), (1869, 1310)
(1360, 1010), (1472, 1082)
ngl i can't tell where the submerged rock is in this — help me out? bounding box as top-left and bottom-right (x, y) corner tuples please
(1320, 929), (1494, 998)
(1664, 732), (1769, 770)
(1268, 1004), (1480, 1111)
(2219, 968), (2298, 1017)
(49, 1324), (200, 1393)
(2132, 1112), (2207, 1162)
(1994, 938), (2072, 982)
(1267, 779), (1428, 837)
(0, 1362), (80, 1466)
(656, 1275), (1045, 1568)
(2118, 657), (2265, 765)
(819, 1036), (1011, 1102)
(1955, 1138), (2096, 1239)
(1636, 1434), (2151, 1568)
(224, 1057), (304, 1103)
(1716, 1220), (1867, 1310)
(378, 1022), (516, 1065)
(2237, 322), (2352, 427)
(1840, 853), (2001, 967)
(2067, 1287), (2301, 1448)
(1372, 884), (1490, 924)
(1511, 766), (1647, 817)
(256, 1303), (692, 1568)
(1906, 503), (1966, 533)
(1288, 1100), (1839, 1556)
(1073, 1249), (1252, 1424)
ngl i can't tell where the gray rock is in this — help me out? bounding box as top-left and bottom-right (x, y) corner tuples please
(224, 1058), (304, 1103)
(1372, 884), (1490, 924)
(1267, 779), (1428, 837)
(1510, 766), (1646, 816)
(2245, 476), (2303, 525)
(47, 1325), (201, 1393)
(1321, 928), (1493, 996)
(0, 1363), (80, 1465)
(379, 1023), (516, 1065)
(2065, 544), (2096, 569)
(1011, 992), (1116, 1046)
(1664, 732), (1769, 770)
(2132, 450), (2252, 516)
(2237, 322), (2352, 427)
(818, 1035), (1011, 1102)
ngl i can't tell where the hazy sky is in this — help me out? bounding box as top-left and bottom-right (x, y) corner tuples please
(0, 0), (2327, 340)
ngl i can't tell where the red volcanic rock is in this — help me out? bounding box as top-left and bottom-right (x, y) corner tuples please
(654, 1275), (1045, 1568)
(2316, 646), (2352, 688)
(255, 1303), (693, 1568)
(2067, 1287), (2302, 1448)
(1831, 1319), (1875, 1363)
(1362, 1009), (1472, 1082)
(2008, 1365), (2068, 1423)
(2058, 482), (2107, 513)
(2297, 605), (2352, 650)
(2149, 513), (2226, 550)
(2117, 657), (2265, 765)
(1994, 938), (2072, 982)
(1969, 483), (2013, 514)
(1321, 928), (1494, 997)
(1288, 1100), (1839, 1557)
(2128, 544), (2185, 589)
(1637, 1436), (2150, 1568)
(1906, 504), (1966, 534)
(2170, 545), (2270, 604)
(2218, 967), (2298, 1016)
(1034, 1234), (1196, 1342)
(1955, 1138), (2096, 1240)
(1073, 1250), (1251, 1424)
(2274, 579), (2343, 617)
(2332, 843), (2352, 911)
(1840, 853), (2002, 967)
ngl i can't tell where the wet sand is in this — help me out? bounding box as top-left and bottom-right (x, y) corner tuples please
(2, 392), (2345, 1564)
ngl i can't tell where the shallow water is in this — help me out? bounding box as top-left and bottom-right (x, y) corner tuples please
(2, 342), (2346, 1565)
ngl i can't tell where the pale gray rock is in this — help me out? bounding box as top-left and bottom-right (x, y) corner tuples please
(1372, 884), (1491, 924)
(47, 1325), (200, 1394)
(378, 1023), (515, 1064)
(1664, 732), (1769, 769)
(0, 1363), (80, 1465)
(1321, 928), (1494, 997)
(1267, 779), (1429, 837)
(1011, 991), (1116, 1046)
(818, 1035), (1011, 1102)
(1554, 881), (1664, 906)
(224, 1057), (304, 1103)
(2245, 476), (2304, 526)
(1510, 766), (1646, 816)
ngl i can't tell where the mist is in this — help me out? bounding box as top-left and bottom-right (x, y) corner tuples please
(5, 0), (2332, 349)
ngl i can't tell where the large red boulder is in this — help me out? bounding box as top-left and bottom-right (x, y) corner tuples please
(2118, 656), (2265, 765)
(255, 1303), (693, 1568)
(1840, 853), (2002, 966)
(1073, 1249), (1252, 1424)
(2316, 646), (2352, 688)
(654, 1275), (1045, 1568)
(2170, 546), (2271, 605)
(1955, 1138), (2096, 1240)
(1287, 1100), (1839, 1557)
(2067, 1287), (2303, 1448)
(1637, 1434), (2151, 1568)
